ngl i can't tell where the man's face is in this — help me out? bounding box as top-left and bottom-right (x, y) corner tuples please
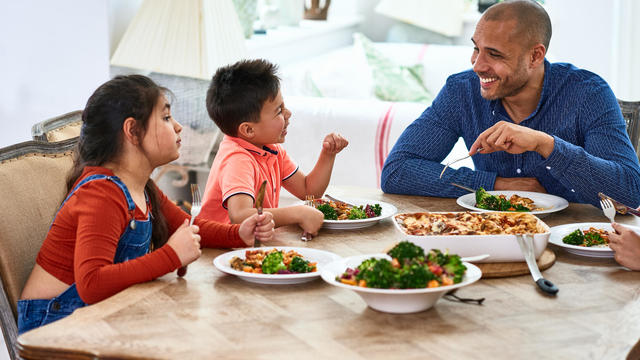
(470, 19), (532, 100)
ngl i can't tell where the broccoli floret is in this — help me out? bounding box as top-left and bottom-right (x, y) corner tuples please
(261, 251), (287, 274)
(348, 207), (367, 219)
(356, 258), (396, 288)
(387, 241), (425, 264)
(562, 229), (584, 246)
(316, 203), (338, 220)
(475, 187), (530, 212)
(427, 249), (448, 265)
(395, 262), (435, 289)
(289, 256), (315, 273)
(584, 232), (605, 247)
(442, 255), (467, 283)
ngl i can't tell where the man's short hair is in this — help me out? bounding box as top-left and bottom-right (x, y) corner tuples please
(483, 0), (552, 51)
(206, 59), (280, 137)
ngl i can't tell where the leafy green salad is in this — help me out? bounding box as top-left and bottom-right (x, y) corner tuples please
(475, 187), (531, 212)
(336, 242), (467, 289)
(314, 199), (382, 220)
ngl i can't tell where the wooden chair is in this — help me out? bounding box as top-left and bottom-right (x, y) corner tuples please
(0, 138), (77, 360)
(30, 110), (82, 143)
(619, 99), (640, 158)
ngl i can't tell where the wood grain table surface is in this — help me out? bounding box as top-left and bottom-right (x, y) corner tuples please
(17, 186), (640, 359)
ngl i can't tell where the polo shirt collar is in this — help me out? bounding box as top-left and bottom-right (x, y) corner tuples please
(227, 135), (279, 156)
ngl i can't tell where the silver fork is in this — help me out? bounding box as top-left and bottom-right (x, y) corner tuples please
(178, 184), (202, 277)
(301, 195), (314, 241)
(600, 198), (616, 223)
(439, 147), (484, 179)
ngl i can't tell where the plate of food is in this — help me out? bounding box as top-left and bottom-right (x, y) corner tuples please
(393, 211), (550, 262)
(456, 188), (568, 217)
(320, 242), (482, 313)
(311, 197), (398, 229)
(547, 222), (626, 258)
(213, 247), (341, 284)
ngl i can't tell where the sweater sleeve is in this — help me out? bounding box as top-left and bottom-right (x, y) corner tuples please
(158, 186), (247, 248)
(381, 77), (497, 197)
(72, 181), (181, 304)
(539, 86), (640, 206)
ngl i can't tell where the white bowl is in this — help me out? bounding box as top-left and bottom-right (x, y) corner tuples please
(392, 212), (551, 262)
(321, 254), (482, 314)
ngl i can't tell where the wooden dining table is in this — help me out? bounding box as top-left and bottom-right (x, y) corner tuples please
(17, 186), (640, 359)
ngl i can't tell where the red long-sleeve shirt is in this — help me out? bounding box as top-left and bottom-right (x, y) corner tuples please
(36, 167), (246, 304)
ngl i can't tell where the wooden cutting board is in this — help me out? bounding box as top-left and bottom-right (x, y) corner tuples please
(476, 249), (556, 278)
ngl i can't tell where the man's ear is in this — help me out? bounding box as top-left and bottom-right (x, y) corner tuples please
(122, 117), (140, 145)
(530, 43), (546, 68)
(237, 122), (255, 139)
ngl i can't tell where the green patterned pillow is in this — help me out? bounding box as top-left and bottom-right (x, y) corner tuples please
(354, 33), (432, 104)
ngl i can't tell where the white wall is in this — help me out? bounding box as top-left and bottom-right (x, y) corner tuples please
(0, 0), (110, 148)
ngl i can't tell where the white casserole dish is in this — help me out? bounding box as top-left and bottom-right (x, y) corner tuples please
(392, 212), (551, 262)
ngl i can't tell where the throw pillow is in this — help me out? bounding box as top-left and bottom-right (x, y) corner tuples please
(353, 33), (433, 104)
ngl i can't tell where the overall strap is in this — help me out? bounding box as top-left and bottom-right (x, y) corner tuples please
(51, 174), (142, 227)
(62, 174), (136, 211)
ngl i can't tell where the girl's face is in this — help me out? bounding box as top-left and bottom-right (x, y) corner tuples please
(140, 95), (183, 167)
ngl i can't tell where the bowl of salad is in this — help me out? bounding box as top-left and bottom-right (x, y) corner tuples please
(320, 242), (482, 313)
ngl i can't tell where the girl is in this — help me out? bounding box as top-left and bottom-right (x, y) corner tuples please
(18, 75), (275, 333)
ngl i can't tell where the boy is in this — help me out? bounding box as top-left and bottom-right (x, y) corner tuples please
(199, 59), (348, 236)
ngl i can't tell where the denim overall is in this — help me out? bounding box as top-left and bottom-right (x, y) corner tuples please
(17, 174), (152, 334)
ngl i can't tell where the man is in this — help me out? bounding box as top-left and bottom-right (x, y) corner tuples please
(380, 0), (640, 207)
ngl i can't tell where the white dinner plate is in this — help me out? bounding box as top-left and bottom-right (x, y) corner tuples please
(321, 198), (398, 229)
(456, 190), (568, 217)
(548, 222), (624, 258)
(213, 247), (341, 284)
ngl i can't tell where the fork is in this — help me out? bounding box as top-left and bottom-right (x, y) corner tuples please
(301, 195), (314, 241)
(178, 184), (202, 277)
(439, 147), (484, 179)
(600, 198), (616, 223)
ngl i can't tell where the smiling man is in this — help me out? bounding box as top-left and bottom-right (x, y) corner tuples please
(381, 0), (640, 207)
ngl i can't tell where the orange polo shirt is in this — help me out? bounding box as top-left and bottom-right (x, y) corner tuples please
(199, 136), (298, 223)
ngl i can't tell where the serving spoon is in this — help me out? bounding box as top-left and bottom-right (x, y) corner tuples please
(460, 254), (490, 263)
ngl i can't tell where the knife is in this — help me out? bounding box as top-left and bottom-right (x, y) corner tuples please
(254, 180), (267, 247)
(515, 234), (558, 296)
(598, 192), (640, 217)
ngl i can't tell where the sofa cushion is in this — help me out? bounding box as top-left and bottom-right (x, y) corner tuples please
(354, 33), (432, 104)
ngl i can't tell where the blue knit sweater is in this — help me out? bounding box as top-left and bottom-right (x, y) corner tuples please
(381, 60), (640, 207)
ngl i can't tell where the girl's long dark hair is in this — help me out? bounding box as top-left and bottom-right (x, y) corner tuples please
(67, 75), (169, 250)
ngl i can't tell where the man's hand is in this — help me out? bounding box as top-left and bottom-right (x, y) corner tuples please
(470, 121), (555, 158)
(494, 177), (546, 193)
(322, 132), (349, 155)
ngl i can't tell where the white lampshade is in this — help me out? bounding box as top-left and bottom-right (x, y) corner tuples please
(375, 0), (465, 37)
(111, 0), (248, 79)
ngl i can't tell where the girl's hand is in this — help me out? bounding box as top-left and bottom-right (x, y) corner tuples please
(167, 219), (202, 266)
(322, 133), (349, 155)
(239, 212), (276, 246)
(610, 223), (640, 270)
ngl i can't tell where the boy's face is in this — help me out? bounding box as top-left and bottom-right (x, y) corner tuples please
(251, 89), (291, 145)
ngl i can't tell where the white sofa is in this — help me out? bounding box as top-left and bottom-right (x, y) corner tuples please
(277, 41), (476, 191)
